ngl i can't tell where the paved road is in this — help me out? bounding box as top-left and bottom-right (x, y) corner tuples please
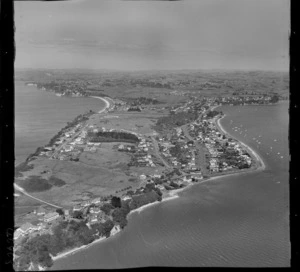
(150, 136), (172, 169)
(181, 124), (208, 176)
(50, 122), (89, 159)
(14, 184), (63, 209)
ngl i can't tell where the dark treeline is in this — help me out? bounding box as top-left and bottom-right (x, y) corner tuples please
(129, 97), (163, 106)
(89, 131), (139, 143)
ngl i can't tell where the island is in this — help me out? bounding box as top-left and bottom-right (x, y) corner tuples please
(13, 69), (288, 271)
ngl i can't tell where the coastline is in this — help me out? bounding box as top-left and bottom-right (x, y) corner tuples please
(22, 99), (267, 268)
(51, 236), (107, 262)
(216, 114), (266, 171)
(50, 106), (267, 266)
(89, 96), (111, 113)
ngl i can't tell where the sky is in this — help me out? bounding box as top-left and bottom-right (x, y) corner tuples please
(14, 0), (290, 71)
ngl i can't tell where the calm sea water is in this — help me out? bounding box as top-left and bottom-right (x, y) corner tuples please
(15, 81), (105, 165)
(51, 101), (290, 269)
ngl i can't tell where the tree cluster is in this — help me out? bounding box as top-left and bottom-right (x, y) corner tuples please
(89, 131), (139, 144)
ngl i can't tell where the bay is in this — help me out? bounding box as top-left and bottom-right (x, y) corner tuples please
(51, 101), (290, 268)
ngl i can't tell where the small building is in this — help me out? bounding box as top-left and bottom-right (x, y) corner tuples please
(14, 229), (24, 240)
(14, 222), (40, 239)
(89, 214), (98, 224)
(44, 212), (60, 223)
(64, 209), (70, 216)
(35, 206), (46, 216)
(89, 207), (101, 214)
(91, 197), (101, 204)
(121, 195), (132, 201)
(73, 205), (82, 211)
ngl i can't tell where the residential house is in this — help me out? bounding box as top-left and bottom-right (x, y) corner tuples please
(44, 212), (60, 223)
(73, 205), (82, 211)
(14, 223), (40, 239)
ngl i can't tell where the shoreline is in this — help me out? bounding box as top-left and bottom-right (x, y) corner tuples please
(51, 236), (107, 262)
(50, 106), (267, 266)
(216, 114), (266, 171)
(89, 96), (111, 113)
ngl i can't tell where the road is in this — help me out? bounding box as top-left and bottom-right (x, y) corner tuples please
(181, 124), (208, 176)
(50, 122), (89, 159)
(14, 184), (63, 209)
(150, 136), (172, 169)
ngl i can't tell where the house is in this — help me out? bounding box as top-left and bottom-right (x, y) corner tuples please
(20, 222), (40, 233)
(91, 197), (101, 204)
(14, 222), (40, 239)
(89, 207), (101, 214)
(73, 205), (83, 211)
(44, 212), (60, 223)
(89, 214), (98, 224)
(121, 195), (132, 201)
(64, 209), (70, 216)
(34, 206), (46, 216)
(98, 212), (109, 223)
(14, 229), (24, 240)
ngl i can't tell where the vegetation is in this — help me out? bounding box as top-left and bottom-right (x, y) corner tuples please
(111, 196), (122, 208)
(154, 111), (198, 132)
(206, 110), (222, 119)
(14, 218), (116, 270)
(127, 97), (163, 106)
(89, 131), (139, 144)
(128, 190), (161, 210)
(128, 107), (141, 112)
(14, 162), (34, 177)
(111, 201), (131, 229)
(100, 203), (115, 215)
(17, 175), (66, 193)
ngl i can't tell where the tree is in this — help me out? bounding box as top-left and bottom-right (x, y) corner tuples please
(270, 94), (279, 103)
(101, 220), (114, 237)
(100, 203), (114, 215)
(72, 210), (84, 219)
(112, 208), (128, 229)
(111, 196), (121, 208)
(56, 208), (64, 215)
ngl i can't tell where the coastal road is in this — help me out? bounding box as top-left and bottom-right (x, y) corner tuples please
(14, 184), (63, 209)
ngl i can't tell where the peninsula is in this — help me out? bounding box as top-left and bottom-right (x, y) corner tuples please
(13, 69), (287, 271)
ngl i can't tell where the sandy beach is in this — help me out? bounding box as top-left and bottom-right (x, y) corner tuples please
(89, 96), (111, 113)
(51, 235), (107, 261)
(216, 115), (266, 171)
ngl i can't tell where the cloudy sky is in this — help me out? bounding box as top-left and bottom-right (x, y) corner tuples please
(14, 0), (289, 71)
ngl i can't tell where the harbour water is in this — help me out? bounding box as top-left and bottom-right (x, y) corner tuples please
(15, 81), (106, 165)
(51, 101), (290, 268)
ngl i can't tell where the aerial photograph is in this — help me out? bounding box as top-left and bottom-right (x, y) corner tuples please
(13, 0), (289, 270)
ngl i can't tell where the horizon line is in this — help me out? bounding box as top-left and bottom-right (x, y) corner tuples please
(15, 67), (289, 73)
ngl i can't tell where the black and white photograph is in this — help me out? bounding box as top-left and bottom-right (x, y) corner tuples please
(12, 0), (290, 269)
